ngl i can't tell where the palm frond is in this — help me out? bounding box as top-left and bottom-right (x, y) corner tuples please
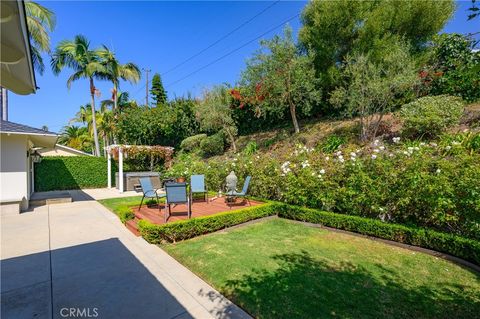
(30, 45), (45, 74)
(119, 62), (141, 83)
(66, 70), (86, 89)
(25, 1), (55, 54)
(26, 16), (50, 51)
(25, 1), (56, 31)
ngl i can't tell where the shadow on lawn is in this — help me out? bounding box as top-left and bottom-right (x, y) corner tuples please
(220, 251), (479, 319)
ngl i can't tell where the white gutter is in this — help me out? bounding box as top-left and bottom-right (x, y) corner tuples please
(1, 131), (58, 137)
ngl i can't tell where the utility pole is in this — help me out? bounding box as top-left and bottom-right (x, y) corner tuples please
(143, 68), (151, 106)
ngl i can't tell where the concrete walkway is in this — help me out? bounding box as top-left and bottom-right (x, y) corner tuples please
(32, 188), (142, 203)
(1, 199), (251, 319)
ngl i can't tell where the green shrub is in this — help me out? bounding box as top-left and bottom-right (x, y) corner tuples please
(423, 33), (480, 103)
(117, 206), (135, 223)
(34, 156), (115, 191)
(243, 141), (258, 155)
(166, 135), (480, 239)
(138, 203), (276, 243)
(276, 203), (480, 265)
(180, 134), (207, 152)
(200, 133), (224, 157)
(321, 135), (346, 153)
(441, 131), (480, 155)
(400, 95), (464, 138)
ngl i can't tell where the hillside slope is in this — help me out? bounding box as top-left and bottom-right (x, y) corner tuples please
(232, 103), (480, 158)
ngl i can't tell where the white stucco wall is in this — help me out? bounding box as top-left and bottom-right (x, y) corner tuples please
(0, 134), (29, 210)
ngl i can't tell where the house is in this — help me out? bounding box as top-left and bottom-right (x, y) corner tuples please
(0, 121), (57, 212)
(39, 144), (93, 157)
(0, 0), (58, 213)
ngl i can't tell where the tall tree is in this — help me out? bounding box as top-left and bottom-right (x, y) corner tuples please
(330, 40), (418, 141)
(150, 73), (167, 106)
(240, 27), (320, 133)
(299, 0), (455, 90)
(25, 0), (56, 74)
(421, 33), (480, 102)
(58, 125), (93, 152)
(197, 85), (238, 152)
(71, 103), (115, 155)
(101, 92), (137, 113)
(51, 35), (107, 156)
(72, 103), (98, 133)
(97, 47), (141, 112)
(1, 1), (55, 121)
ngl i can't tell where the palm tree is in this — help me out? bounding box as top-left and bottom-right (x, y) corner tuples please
(101, 91), (137, 114)
(58, 125), (93, 152)
(97, 47), (141, 112)
(51, 35), (107, 156)
(25, 0), (56, 74)
(71, 103), (114, 155)
(98, 110), (116, 156)
(1, 1), (55, 121)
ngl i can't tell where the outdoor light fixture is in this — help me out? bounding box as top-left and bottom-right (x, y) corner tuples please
(30, 150), (42, 163)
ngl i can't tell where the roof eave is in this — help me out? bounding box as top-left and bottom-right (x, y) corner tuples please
(0, 0), (37, 95)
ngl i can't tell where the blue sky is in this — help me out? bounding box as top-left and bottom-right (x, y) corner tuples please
(9, 0), (479, 132)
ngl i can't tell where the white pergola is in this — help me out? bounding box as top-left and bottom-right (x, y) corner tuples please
(106, 144), (174, 193)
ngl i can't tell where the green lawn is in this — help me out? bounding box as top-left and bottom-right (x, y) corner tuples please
(98, 196), (144, 212)
(163, 218), (480, 319)
(98, 193), (213, 222)
(98, 196), (146, 222)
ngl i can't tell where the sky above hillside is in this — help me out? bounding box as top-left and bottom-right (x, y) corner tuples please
(9, 0), (479, 132)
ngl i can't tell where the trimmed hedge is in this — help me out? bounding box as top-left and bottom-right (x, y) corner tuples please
(138, 203), (277, 243)
(117, 206), (136, 223)
(276, 203), (480, 265)
(35, 156), (115, 191)
(136, 200), (480, 265)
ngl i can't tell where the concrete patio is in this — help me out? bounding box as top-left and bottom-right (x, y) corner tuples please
(30, 187), (142, 204)
(1, 198), (251, 319)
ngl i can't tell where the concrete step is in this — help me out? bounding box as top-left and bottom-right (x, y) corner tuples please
(30, 191), (72, 207)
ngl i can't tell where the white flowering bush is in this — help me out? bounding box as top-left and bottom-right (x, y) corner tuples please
(166, 132), (480, 239)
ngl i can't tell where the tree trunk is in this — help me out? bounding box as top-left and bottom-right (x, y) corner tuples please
(113, 85), (118, 111)
(90, 77), (101, 157)
(225, 128), (237, 153)
(359, 115), (368, 142)
(371, 113), (385, 141)
(289, 102), (300, 134)
(113, 84), (118, 145)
